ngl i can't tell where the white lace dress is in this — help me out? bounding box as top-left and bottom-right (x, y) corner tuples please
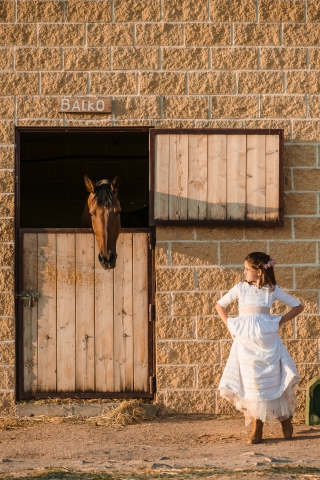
(217, 282), (301, 425)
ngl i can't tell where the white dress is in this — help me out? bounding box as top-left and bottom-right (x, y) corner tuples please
(217, 282), (301, 425)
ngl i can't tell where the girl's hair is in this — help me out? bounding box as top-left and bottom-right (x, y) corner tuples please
(245, 252), (276, 290)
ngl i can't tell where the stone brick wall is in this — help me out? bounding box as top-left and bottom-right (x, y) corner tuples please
(1, 0), (320, 416)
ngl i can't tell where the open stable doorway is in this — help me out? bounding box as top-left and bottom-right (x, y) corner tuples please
(15, 127), (154, 400)
(18, 127), (150, 228)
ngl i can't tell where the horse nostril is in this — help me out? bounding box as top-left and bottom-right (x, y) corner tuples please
(99, 252), (115, 264)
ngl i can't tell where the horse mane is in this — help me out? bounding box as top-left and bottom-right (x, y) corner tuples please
(94, 180), (114, 207)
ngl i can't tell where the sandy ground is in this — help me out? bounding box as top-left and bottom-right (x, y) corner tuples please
(0, 415), (320, 479)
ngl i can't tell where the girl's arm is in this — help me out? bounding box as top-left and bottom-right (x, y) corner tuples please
(279, 304), (304, 328)
(216, 303), (228, 326)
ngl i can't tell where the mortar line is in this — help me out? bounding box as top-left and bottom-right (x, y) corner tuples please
(280, 23), (283, 46)
(14, 95), (17, 123)
(84, 23), (87, 47)
(87, 72), (91, 94)
(111, 0), (114, 22)
(62, 0), (66, 22)
(133, 23), (136, 48)
(304, 0), (307, 22)
(256, 0), (259, 22)
(306, 48), (310, 69)
(110, 46), (113, 70)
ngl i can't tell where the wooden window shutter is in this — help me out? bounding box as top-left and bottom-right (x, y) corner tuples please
(149, 129), (284, 227)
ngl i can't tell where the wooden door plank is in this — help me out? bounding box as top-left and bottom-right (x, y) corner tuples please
(23, 233), (38, 393)
(113, 233), (133, 392)
(266, 135), (280, 221)
(37, 233), (57, 392)
(95, 247), (114, 392)
(226, 135), (246, 220)
(188, 134), (208, 220)
(246, 135), (266, 221)
(56, 234), (76, 392)
(207, 135), (227, 220)
(168, 134), (188, 220)
(154, 134), (169, 220)
(75, 234), (95, 392)
(132, 232), (148, 392)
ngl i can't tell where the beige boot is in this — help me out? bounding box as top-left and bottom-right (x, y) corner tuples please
(281, 416), (293, 440)
(248, 418), (264, 444)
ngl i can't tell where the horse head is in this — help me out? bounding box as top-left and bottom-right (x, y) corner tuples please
(83, 175), (121, 270)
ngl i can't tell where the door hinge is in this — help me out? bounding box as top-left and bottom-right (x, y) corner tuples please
(148, 303), (155, 322)
(149, 375), (156, 395)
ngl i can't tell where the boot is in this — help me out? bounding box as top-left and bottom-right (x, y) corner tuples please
(248, 418), (264, 444)
(281, 416), (293, 440)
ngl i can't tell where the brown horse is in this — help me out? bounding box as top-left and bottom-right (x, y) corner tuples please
(81, 175), (121, 269)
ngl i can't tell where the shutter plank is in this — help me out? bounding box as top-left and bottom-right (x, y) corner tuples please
(154, 134), (169, 220)
(227, 135), (246, 220)
(95, 248), (114, 392)
(188, 134), (208, 220)
(246, 135), (266, 221)
(37, 233), (57, 392)
(207, 134), (227, 220)
(266, 135), (280, 221)
(132, 232), (148, 392)
(56, 233), (76, 392)
(23, 233), (38, 393)
(114, 233), (133, 392)
(75, 234), (95, 392)
(168, 134), (188, 220)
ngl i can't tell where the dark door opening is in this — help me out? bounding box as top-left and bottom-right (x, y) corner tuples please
(18, 128), (150, 228)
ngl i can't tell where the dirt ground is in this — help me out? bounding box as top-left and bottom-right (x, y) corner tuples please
(1, 413), (320, 480)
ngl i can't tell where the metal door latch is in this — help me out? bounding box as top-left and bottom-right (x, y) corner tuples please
(16, 290), (40, 307)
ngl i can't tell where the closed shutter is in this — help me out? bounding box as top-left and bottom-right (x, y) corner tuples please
(149, 129), (283, 226)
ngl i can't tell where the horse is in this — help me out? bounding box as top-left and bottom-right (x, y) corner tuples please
(81, 175), (121, 270)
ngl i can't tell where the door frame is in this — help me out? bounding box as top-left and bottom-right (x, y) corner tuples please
(15, 126), (155, 400)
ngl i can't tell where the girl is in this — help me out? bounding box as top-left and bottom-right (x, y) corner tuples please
(216, 252), (304, 444)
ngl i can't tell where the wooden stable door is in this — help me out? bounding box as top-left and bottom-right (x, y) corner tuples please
(20, 231), (153, 398)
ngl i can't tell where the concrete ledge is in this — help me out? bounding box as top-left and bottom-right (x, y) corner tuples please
(16, 403), (159, 418)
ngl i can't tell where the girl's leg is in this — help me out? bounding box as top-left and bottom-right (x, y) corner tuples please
(248, 418), (264, 444)
(280, 416), (293, 439)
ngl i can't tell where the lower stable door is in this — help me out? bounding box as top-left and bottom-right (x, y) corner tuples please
(19, 230), (153, 398)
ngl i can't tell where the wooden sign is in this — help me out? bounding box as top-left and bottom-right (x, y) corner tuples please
(58, 97), (111, 113)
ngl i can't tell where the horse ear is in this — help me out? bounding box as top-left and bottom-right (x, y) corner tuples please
(84, 175), (96, 193)
(111, 176), (121, 197)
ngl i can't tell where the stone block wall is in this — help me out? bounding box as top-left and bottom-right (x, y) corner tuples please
(0, 0), (320, 415)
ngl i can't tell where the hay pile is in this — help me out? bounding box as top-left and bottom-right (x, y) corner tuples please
(0, 399), (146, 430)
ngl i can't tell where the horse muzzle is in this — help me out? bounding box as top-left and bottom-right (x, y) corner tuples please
(98, 252), (117, 269)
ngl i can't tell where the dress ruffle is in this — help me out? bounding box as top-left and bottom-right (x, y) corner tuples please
(218, 313), (300, 425)
(219, 384), (298, 426)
